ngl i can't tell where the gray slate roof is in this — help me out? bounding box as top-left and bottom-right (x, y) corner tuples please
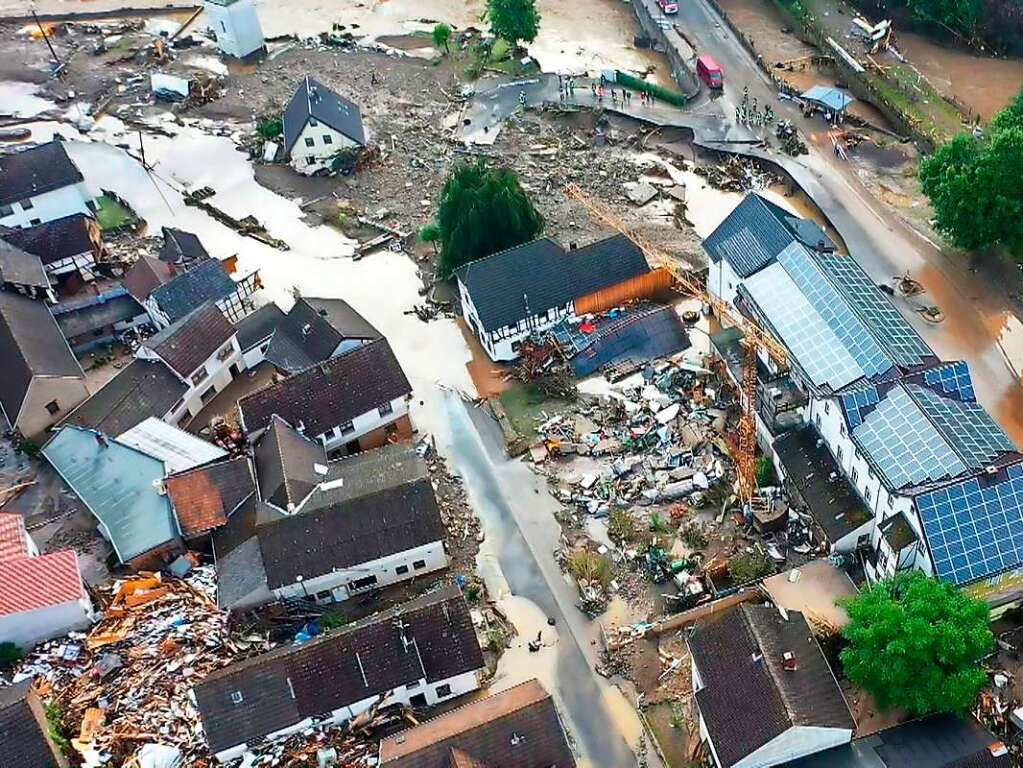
(233, 302), (285, 352)
(253, 415), (327, 511)
(304, 441), (427, 511)
(264, 296), (380, 374)
(689, 604), (854, 768)
(160, 227), (210, 265)
(0, 291), (82, 427)
(239, 337), (410, 438)
(194, 586), (483, 755)
(283, 76), (366, 153)
(455, 235), (651, 333)
(55, 294), (144, 340)
(63, 358), (186, 436)
(150, 259), (236, 324)
(0, 681), (66, 768)
(1, 213), (97, 264)
(702, 192), (834, 278)
(143, 302), (235, 378)
(0, 140), (84, 207)
(0, 238), (49, 289)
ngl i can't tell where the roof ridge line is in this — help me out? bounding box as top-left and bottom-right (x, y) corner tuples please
(740, 606), (798, 731)
(900, 381), (976, 468)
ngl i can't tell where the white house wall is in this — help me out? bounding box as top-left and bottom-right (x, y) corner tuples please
(138, 336), (245, 426)
(0, 597), (93, 648)
(241, 337), (273, 369)
(205, 0), (265, 59)
(733, 725), (853, 768)
(273, 540), (447, 603)
(290, 122), (359, 175)
(319, 396), (409, 452)
(0, 182), (92, 228)
(706, 257), (742, 307)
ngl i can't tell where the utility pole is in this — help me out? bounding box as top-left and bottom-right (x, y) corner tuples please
(32, 10), (62, 72)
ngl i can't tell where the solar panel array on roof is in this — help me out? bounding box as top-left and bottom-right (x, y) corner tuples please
(839, 383), (880, 429)
(918, 463), (1023, 585)
(854, 385), (968, 489)
(814, 251), (933, 368)
(908, 383), (1015, 470)
(923, 360), (976, 401)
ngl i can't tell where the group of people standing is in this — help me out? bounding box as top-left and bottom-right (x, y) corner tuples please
(736, 85), (774, 128)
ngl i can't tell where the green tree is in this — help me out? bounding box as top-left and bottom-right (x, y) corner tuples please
(419, 222), (441, 254)
(920, 87), (1023, 254)
(840, 572), (992, 715)
(486, 0), (541, 47)
(906, 0), (981, 36)
(432, 23), (452, 54)
(435, 159), (543, 276)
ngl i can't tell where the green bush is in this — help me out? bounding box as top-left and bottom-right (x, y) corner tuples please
(567, 550), (613, 589)
(728, 548), (773, 584)
(256, 118), (283, 140)
(755, 456), (774, 486)
(321, 611), (347, 630)
(608, 509), (637, 543)
(0, 641), (22, 670)
(45, 703), (71, 757)
(615, 71), (687, 107)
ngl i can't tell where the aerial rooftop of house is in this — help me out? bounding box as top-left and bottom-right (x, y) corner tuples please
(0, 238), (49, 291)
(116, 416), (227, 474)
(2, 213), (98, 265)
(233, 302), (286, 352)
(0, 680), (68, 768)
(238, 336), (410, 438)
(149, 259), (236, 324)
(263, 296), (380, 373)
(194, 586), (483, 755)
(159, 226), (210, 264)
(455, 234), (651, 333)
(378, 679), (577, 768)
(706, 194), (937, 394)
(123, 254), (176, 302)
(62, 358), (187, 436)
(0, 140), (84, 206)
(142, 302), (235, 378)
(253, 415), (327, 511)
(165, 455), (255, 538)
(689, 604), (855, 768)
(283, 76), (366, 152)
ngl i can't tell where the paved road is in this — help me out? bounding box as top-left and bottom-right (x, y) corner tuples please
(423, 390), (648, 768)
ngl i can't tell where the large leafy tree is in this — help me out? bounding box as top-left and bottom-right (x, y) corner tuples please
(486, 0), (541, 47)
(920, 86), (1023, 254)
(907, 0), (980, 36)
(840, 572), (992, 716)
(434, 159), (543, 277)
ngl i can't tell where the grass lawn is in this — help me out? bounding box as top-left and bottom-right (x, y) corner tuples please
(93, 195), (133, 231)
(498, 381), (571, 443)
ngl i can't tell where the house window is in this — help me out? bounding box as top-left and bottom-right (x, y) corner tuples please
(322, 134), (333, 145)
(435, 684), (452, 698)
(29, 218), (41, 226)
(45, 400), (60, 415)
(836, 446), (844, 466)
(413, 560), (426, 570)
(315, 590), (331, 601)
(396, 564), (409, 575)
(340, 420), (355, 436)
(230, 691), (243, 704)
(178, 413), (191, 428)
(170, 397), (185, 414)
(824, 401), (830, 414)
(814, 413), (821, 430)
(864, 486), (873, 504)
(850, 466), (859, 486)
(19, 198), (33, 210)
(308, 117), (318, 127)
(191, 367), (209, 386)
(304, 137), (315, 148)
(220, 20), (226, 31)
(378, 402), (393, 418)
(216, 344), (234, 362)
(405, 680), (420, 690)
(200, 385), (218, 404)
(349, 574), (378, 591)
(0, 204), (12, 217)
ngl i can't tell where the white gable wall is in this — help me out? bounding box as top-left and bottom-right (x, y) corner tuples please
(0, 596), (94, 648)
(204, 0), (265, 59)
(732, 725), (853, 768)
(290, 121), (360, 175)
(0, 182), (92, 229)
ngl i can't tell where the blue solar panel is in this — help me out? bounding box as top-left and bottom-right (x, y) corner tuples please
(853, 386), (967, 489)
(918, 466), (1023, 585)
(814, 251), (934, 368)
(840, 384), (879, 429)
(923, 361), (977, 402)
(907, 384), (1015, 470)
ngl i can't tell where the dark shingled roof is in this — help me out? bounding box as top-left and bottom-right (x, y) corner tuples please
(455, 235), (651, 333)
(379, 680), (576, 768)
(166, 456), (255, 537)
(264, 296), (380, 374)
(194, 586), (483, 755)
(303, 441), (427, 511)
(1, 213), (97, 265)
(0, 140), (85, 207)
(54, 294), (144, 341)
(234, 302), (285, 352)
(151, 259), (236, 324)
(0, 238), (49, 289)
(702, 193), (835, 279)
(160, 227), (210, 265)
(143, 302), (235, 378)
(254, 416), (327, 511)
(239, 337), (411, 438)
(785, 714), (1009, 768)
(122, 254), (174, 302)
(283, 76), (366, 153)
(0, 291), (82, 427)
(258, 476), (445, 589)
(689, 604), (854, 768)
(63, 358), (186, 436)
(0, 680), (66, 768)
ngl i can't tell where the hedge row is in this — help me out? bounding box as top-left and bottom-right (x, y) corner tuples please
(615, 70), (688, 107)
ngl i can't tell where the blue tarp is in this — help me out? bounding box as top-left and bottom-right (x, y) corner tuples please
(801, 85), (854, 114)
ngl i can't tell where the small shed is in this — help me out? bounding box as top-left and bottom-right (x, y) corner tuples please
(800, 85), (854, 115)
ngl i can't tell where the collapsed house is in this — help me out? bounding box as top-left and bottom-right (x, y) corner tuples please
(456, 234), (673, 362)
(192, 586), (485, 763)
(689, 604), (855, 768)
(378, 679), (577, 768)
(706, 193), (1023, 611)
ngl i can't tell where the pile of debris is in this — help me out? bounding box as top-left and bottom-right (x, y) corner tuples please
(12, 568), (267, 767)
(692, 156), (779, 193)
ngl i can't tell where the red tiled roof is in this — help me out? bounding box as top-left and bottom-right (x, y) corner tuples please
(0, 550), (84, 615)
(0, 513), (29, 563)
(165, 456), (254, 537)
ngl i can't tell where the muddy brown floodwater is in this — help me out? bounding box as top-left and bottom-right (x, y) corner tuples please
(897, 32), (1023, 121)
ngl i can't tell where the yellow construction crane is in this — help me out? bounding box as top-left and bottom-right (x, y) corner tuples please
(564, 183), (788, 502)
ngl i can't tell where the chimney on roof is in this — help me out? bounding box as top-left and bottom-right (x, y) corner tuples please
(751, 651), (763, 664)
(302, 323), (312, 337)
(782, 652), (798, 671)
(816, 239), (826, 253)
(95, 432), (108, 449)
(510, 733), (527, 747)
(310, 85), (320, 104)
(986, 465), (998, 475)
